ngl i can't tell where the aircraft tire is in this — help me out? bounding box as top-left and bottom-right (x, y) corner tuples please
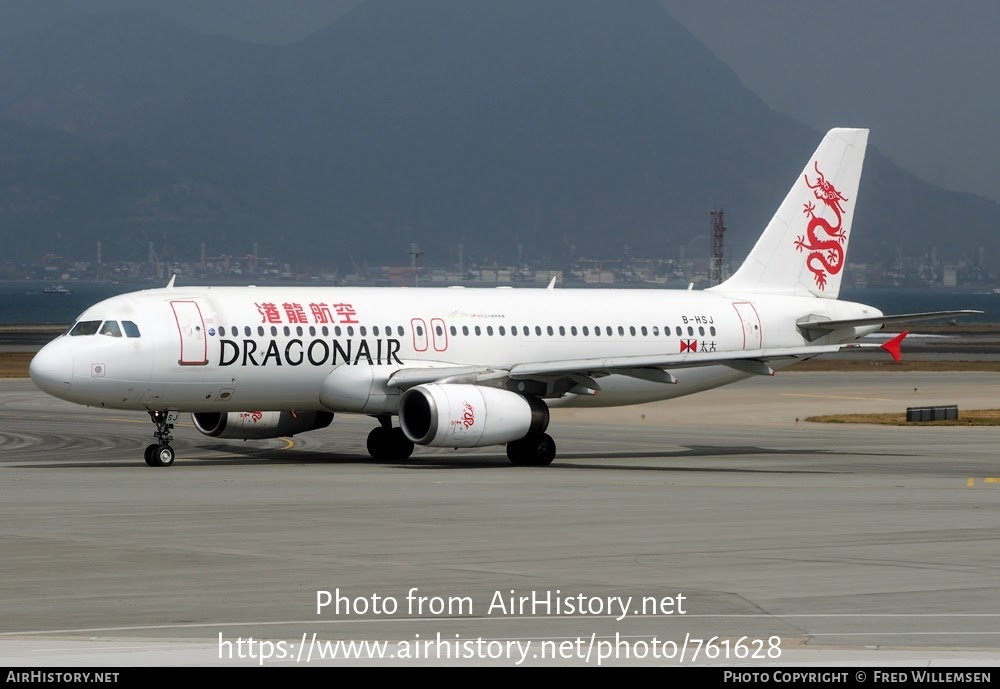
(149, 444), (175, 467)
(507, 433), (556, 467)
(390, 427), (414, 461)
(144, 444), (159, 467)
(367, 427), (390, 461)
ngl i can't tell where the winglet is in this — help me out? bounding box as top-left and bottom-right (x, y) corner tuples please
(165, 274), (176, 289)
(880, 331), (908, 362)
(547, 275), (557, 290)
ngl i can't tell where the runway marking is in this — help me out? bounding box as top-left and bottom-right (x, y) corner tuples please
(967, 478), (1000, 487)
(783, 393), (896, 402)
(279, 437), (294, 450)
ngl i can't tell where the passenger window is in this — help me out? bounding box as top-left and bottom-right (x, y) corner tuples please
(359, 326), (367, 336)
(499, 326), (506, 336)
(652, 326), (659, 336)
(698, 326), (705, 336)
(474, 326), (481, 336)
(322, 326), (329, 336)
(462, 326), (469, 336)
(617, 326), (624, 336)
(688, 326), (694, 336)
(99, 321), (122, 337)
(450, 326), (457, 336)
(122, 321), (141, 338)
(270, 326), (278, 336)
(582, 326), (589, 336)
(710, 326), (717, 336)
(594, 326), (601, 337)
(535, 326), (542, 336)
(373, 326), (380, 336)
(309, 326), (316, 336)
(397, 326), (404, 336)
(244, 326), (252, 337)
(69, 320), (101, 336)
(487, 326), (494, 336)
(676, 326), (682, 336)
(641, 326), (648, 336)
(283, 326), (290, 336)
(606, 326), (612, 336)
(629, 326), (636, 336)
(258, 326), (265, 336)
(571, 326), (578, 336)
(559, 326), (565, 336)
(547, 326), (554, 336)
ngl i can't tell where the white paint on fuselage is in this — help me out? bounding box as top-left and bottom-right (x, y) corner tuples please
(31, 285), (881, 414)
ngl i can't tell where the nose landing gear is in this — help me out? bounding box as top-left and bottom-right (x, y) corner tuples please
(144, 410), (179, 467)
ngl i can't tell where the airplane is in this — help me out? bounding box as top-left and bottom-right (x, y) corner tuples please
(28, 128), (981, 468)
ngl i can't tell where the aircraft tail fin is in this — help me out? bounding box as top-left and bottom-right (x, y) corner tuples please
(710, 128), (869, 299)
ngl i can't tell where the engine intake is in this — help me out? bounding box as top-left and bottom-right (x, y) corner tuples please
(191, 410), (333, 439)
(399, 384), (548, 448)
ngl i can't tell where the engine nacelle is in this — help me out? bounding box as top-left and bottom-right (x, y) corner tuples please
(191, 410), (334, 440)
(399, 384), (548, 448)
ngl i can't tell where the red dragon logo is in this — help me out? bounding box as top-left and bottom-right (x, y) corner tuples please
(461, 402), (475, 429)
(794, 162), (849, 290)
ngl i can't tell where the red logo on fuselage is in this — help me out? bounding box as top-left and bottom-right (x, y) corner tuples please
(794, 161), (849, 290)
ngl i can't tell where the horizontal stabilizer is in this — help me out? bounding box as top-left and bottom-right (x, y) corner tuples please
(798, 310), (982, 337)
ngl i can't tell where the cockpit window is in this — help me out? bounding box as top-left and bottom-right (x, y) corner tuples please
(122, 321), (141, 338)
(99, 321), (122, 337)
(69, 320), (102, 336)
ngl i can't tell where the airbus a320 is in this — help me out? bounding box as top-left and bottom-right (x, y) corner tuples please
(28, 128), (979, 467)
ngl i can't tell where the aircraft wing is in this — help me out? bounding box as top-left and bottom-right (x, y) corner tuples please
(385, 336), (906, 392)
(508, 338), (901, 384)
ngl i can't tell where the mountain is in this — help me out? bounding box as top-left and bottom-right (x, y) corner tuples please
(0, 0), (996, 272)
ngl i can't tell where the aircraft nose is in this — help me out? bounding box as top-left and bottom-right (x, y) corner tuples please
(29, 343), (72, 398)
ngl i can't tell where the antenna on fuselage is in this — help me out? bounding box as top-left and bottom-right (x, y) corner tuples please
(546, 275), (557, 290)
(165, 274), (176, 289)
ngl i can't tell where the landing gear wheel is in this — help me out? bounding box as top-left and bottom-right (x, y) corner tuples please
(367, 427), (391, 461)
(145, 410), (178, 466)
(367, 426), (415, 462)
(148, 444), (175, 467)
(507, 433), (556, 467)
(390, 427), (414, 461)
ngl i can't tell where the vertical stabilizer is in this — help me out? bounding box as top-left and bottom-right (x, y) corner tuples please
(710, 128), (869, 299)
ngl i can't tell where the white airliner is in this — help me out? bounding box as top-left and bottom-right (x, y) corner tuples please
(29, 128), (979, 467)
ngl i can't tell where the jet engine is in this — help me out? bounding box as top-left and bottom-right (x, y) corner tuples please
(398, 384), (548, 448)
(191, 410), (334, 440)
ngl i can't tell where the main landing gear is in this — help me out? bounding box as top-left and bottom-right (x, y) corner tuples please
(506, 433), (557, 467)
(367, 416), (414, 462)
(144, 410), (179, 467)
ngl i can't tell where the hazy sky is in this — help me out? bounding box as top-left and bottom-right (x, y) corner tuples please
(3, 0), (998, 203)
(662, 0), (1000, 203)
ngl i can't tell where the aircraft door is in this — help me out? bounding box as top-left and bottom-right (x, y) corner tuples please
(171, 300), (209, 365)
(732, 302), (762, 350)
(430, 317), (448, 352)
